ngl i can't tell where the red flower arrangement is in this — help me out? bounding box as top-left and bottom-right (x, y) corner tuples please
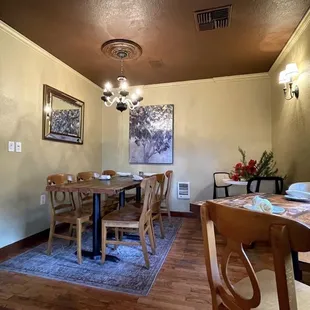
(230, 159), (257, 181)
(229, 147), (279, 181)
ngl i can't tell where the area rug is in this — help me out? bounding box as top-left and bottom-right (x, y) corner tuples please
(0, 217), (182, 296)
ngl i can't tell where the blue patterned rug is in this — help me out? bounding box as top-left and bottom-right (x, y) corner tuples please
(0, 217), (182, 296)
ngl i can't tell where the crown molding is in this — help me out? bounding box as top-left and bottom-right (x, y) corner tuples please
(269, 8), (310, 74)
(0, 20), (102, 92)
(140, 72), (269, 90)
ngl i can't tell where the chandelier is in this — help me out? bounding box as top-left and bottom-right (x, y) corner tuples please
(101, 39), (144, 112)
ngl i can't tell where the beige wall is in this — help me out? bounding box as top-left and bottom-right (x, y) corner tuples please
(0, 23), (102, 248)
(102, 75), (272, 211)
(270, 13), (310, 185)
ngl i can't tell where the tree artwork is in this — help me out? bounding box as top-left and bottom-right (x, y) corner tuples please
(129, 104), (174, 164)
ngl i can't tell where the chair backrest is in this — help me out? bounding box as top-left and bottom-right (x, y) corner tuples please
(77, 171), (98, 205)
(164, 170), (173, 200)
(200, 201), (310, 310)
(140, 176), (157, 226)
(77, 171), (98, 181)
(46, 174), (75, 215)
(102, 170), (116, 177)
(213, 172), (230, 187)
(247, 176), (284, 194)
(152, 173), (165, 212)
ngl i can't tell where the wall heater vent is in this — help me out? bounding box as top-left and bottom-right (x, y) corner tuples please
(177, 182), (190, 199)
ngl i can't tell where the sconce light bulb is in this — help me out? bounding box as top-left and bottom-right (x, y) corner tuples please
(44, 105), (52, 114)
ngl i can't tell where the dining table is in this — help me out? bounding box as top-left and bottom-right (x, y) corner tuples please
(190, 193), (310, 281)
(46, 176), (141, 262)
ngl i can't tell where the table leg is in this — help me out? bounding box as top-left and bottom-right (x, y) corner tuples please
(292, 251), (302, 281)
(136, 185), (141, 203)
(119, 191), (125, 208)
(79, 193), (119, 262)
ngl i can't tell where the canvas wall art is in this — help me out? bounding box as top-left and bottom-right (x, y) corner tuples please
(129, 104), (174, 164)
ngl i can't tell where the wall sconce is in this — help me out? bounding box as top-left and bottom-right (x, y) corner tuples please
(278, 63), (299, 100)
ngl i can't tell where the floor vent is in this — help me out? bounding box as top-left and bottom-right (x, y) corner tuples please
(177, 182), (190, 199)
(194, 5), (232, 31)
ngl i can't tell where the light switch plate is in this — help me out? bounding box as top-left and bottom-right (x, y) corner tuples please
(16, 142), (22, 152)
(8, 141), (15, 152)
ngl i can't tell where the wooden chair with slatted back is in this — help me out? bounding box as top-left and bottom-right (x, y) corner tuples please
(101, 176), (157, 268)
(102, 170), (116, 177)
(151, 173), (166, 239)
(200, 201), (310, 310)
(160, 170), (173, 221)
(47, 174), (92, 264)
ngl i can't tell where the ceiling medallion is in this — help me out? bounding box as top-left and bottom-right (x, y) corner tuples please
(101, 39), (143, 112)
(101, 39), (142, 61)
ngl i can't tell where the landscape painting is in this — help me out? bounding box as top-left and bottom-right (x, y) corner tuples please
(129, 104), (174, 164)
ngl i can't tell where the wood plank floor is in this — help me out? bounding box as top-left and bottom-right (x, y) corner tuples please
(0, 218), (309, 310)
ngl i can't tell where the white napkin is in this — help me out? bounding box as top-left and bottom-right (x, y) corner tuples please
(132, 175), (143, 181)
(244, 195), (273, 213)
(99, 175), (111, 180)
(94, 172), (100, 179)
(117, 172), (131, 176)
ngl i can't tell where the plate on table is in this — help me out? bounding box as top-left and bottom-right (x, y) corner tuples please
(285, 195), (310, 203)
(117, 172), (131, 177)
(99, 175), (111, 180)
(143, 172), (156, 176)
(244, 204), (285, 214)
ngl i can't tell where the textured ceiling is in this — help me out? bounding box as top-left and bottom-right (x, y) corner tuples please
(0, 0), (309, 86)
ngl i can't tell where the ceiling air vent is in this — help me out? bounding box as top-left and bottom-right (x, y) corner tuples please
(194, 5), (232, 31)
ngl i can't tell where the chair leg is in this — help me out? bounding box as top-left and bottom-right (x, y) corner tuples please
(150, 218), (157, 248)
(139, 229), (150, 269)
(76, 219), (82, 264)
(158, 213), (165, 239)
(47, 220), (55, 255)
(114, 228), (119, 250)
(166, 201), (172, 224)
(68, 224), (74, 246)
(101, 223), (107, 264)
(148, 220), (156, 255)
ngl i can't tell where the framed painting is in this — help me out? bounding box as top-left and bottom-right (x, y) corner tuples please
(129, 104), (174, 164)
(42, 85), (84, 144)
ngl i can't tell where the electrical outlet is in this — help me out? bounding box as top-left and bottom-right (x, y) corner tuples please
(8, 141), (15, 152)
(15, 142), (22, 152)
(40, 194), (46, 205)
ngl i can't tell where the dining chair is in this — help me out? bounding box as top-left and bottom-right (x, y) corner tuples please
(47, 174), (92, 264)
(160, 170), (173, 222)
(102, 169), (117, 177)
(101, 176), (156, 268)
(246, 176), (284, 194)
(152, 173), (166, 239)
(200, 201), (310, 309)
(213, 172), (231, 199)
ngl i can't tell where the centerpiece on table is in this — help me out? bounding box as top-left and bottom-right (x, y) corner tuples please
(229, 147), (279, 181)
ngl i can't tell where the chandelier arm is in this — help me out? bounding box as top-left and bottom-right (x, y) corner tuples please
(104, 96), (119, 107)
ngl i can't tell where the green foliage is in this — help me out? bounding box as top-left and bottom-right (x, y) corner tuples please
(256, 150), (279, 177)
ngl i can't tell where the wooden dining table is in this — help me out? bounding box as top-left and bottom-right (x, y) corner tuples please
(190, 193), (310, 281)
(46, 176), (141, 261)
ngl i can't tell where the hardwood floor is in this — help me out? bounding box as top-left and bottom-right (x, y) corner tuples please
(0, 218), (309, 310)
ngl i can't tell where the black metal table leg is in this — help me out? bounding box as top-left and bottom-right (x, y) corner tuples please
(79, 193), (119, 262)
(119, 191), (125, 208)
(136, 185), (141, 203)
(292, 251), (302, 281)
